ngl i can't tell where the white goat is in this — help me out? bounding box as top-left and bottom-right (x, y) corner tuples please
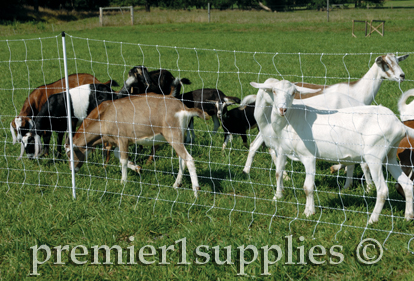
(244, 53), (409, 189)
(251, 79), (414, 224)
(244, 86), (369, 185)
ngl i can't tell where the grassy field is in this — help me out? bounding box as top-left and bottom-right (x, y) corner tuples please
(384, 0), (414, 7)
(1, 7), (414, 280)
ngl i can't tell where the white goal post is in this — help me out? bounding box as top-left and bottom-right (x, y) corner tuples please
(99, 6), (134, 26)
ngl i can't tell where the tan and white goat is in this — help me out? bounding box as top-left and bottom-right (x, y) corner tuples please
(66, 94), (209, 197)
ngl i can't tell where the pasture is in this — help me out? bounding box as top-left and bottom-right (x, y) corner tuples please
(1, 7), (414, 280)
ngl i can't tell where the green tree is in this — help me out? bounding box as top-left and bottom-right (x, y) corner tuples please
(356, 0), (384, 8)
(236, 0), (259, 10)
(262, 0), (289, 11)
(0, 0), (25, 21)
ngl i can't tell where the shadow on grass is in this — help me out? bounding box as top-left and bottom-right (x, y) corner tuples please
(0, 6), (98, 24)
(197, 167), (231, 193)
(323, 184), (407, 215)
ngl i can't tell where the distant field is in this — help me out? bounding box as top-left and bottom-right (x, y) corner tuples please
(1, 5), (414, 37)
(1, 7), (414, 280)
(384, 0), (414, 7)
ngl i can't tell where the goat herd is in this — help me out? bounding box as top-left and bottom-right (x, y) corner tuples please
(9, 53), (414, 224)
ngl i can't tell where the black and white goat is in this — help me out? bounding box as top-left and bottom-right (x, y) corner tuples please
(23, 83), (131, 158)
(221, 95), (257, 150)
(118, 65), (191, 97)
(174, 88), (241, 142)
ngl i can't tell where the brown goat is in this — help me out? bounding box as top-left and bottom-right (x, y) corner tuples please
(11, 73), (116, 159)
(396, 120), (414, 199)
(66, 94), (209, 197)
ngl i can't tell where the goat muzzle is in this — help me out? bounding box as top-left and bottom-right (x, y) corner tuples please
(279, 108), (287, 116)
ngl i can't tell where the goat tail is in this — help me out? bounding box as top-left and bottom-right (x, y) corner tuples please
(187, 108), (211, 121)
(240, 95), (257, 106)
(398, 89), (414, 120)
(103, 79), (120, 87)
(170, 78), (191, 98)
(180, 78), (191, 85)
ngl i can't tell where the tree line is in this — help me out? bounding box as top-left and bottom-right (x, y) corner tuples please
(2, 0), (385, 22)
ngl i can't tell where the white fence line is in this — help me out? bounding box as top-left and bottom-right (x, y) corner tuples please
(1, 33), (414, 250)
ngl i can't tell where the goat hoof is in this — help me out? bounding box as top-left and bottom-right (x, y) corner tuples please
(173, 183), (182, 189)
(273, 193), (283, 200)
(282, 171), (290, 181)
(242, 166), (251, 174)
(304, 209), (315, 217)
(368, 217), (378, 225)
(405, 213), (414, 221)
(135, 166), (142, 174)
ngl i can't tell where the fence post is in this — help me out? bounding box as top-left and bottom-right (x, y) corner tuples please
(327, 0), (329, 22)
(99, 7), (103, 26)
(130, 6), (134, 26)
(208, 3), (210, 23)
(61, 32), (77, 199)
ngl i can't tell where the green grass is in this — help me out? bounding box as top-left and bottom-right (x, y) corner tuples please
(384, 0), (414, 7)
(1, 7), (414, 280)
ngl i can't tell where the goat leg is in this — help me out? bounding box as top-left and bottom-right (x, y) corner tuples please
(55, 132), (65, 158)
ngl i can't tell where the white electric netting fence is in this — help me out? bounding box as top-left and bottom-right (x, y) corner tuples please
(1, 33), (414, 250)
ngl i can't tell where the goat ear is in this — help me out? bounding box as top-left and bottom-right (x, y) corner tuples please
(398, 54), (409, 62)
(294, 86), (321, 95)
(125, 76), (138, 86)
(250, 82), (272, 90)
(375, 56), (384, 64)
(223, 97), (236, 105)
